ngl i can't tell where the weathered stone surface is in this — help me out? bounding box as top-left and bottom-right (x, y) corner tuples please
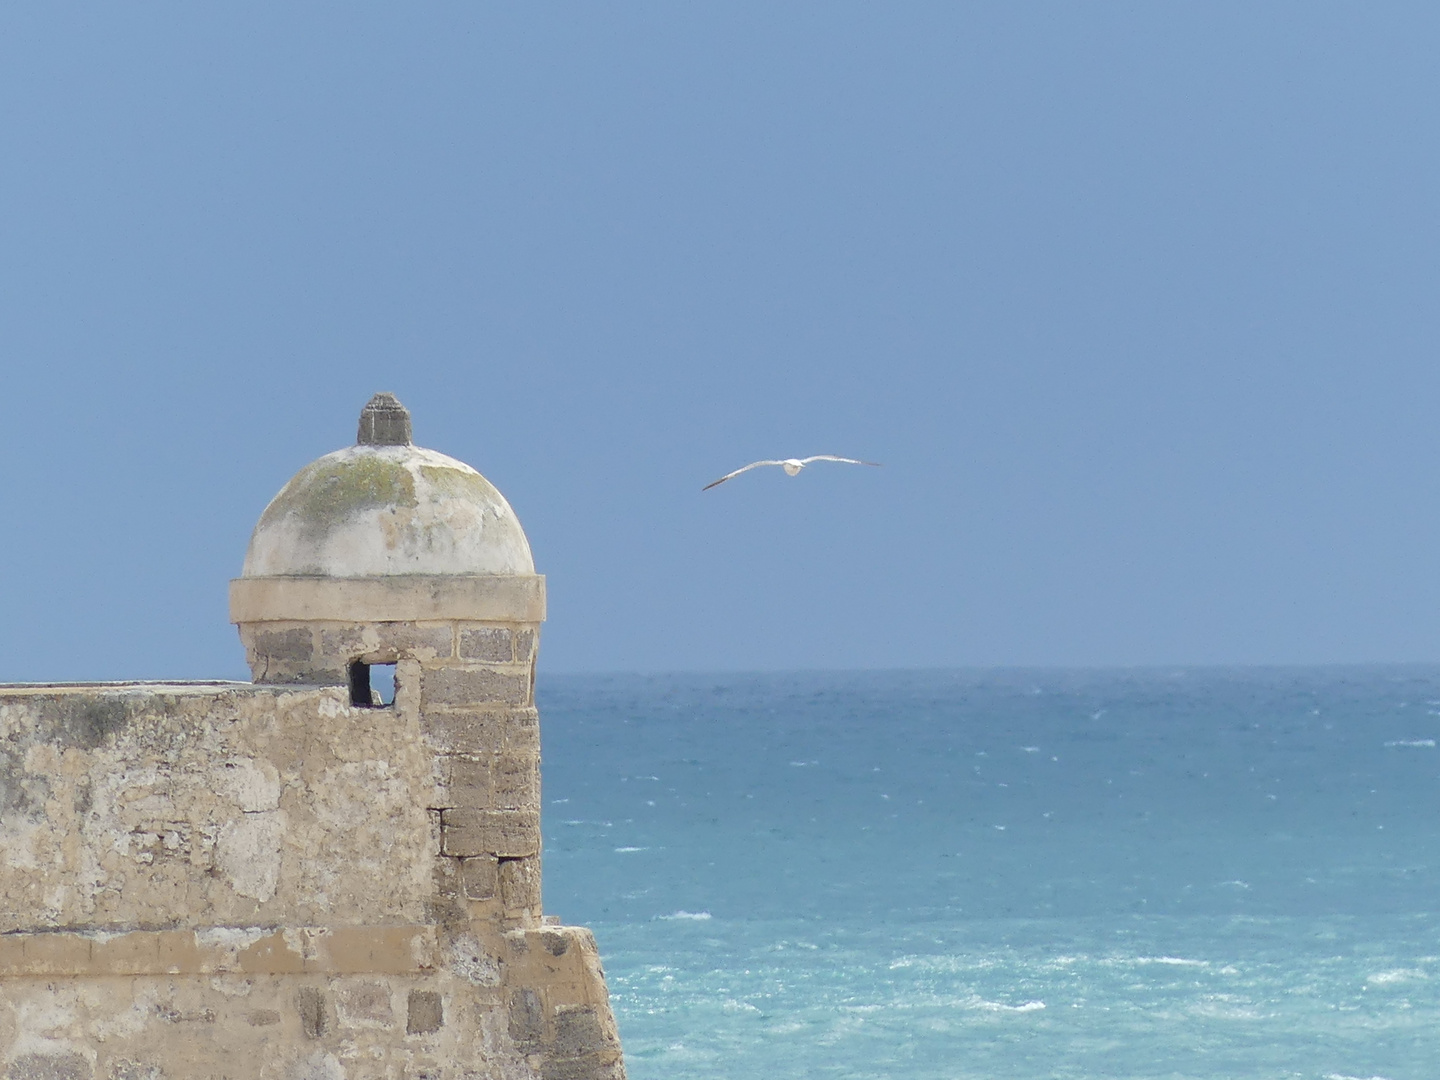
(423, 665), (530, 707)
(458, 626), (513, 662)
(296, 986), (327, 1038)
(336, 981), (394, 1027)
(506, 708), (542, 757)
(357, 391), (413, 446)
(231, 575), (546, 626)
(541, 1055), (627, 1080)
(374, 622), (453, 661)
(500, 856), (541, 916)
(461, 855), (499, 900)
(406, 989), (443, 1034)
(5, 1053), (91, 1080)
(238, 451), (535, 580)
(255, 627), (314, 662)
(515, 628), (537, 663)
(539, 928), (570, 958)
(494, 754), (541, 810)
(554, 1005), (615, 1057)
(440, 809), (540, 858)
(318, 623), (367, 659)
(445, 754), (494, 808)
(0, 685), (434, 932)
(508, 988), (545, 1050)
(420, 709), (503, 755)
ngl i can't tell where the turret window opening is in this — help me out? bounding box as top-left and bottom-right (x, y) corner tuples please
(349, 661), (397, 708)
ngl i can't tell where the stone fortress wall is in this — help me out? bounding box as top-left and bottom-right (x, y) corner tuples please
(0, 396), (625, 1080)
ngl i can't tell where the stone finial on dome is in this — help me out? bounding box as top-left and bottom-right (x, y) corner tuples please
(357, 392), (412, 446)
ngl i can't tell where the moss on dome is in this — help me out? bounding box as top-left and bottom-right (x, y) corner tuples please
(417, 462), (502, 504)
(257, 453), (419, 539)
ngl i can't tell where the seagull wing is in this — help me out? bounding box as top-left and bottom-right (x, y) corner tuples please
(797, 455), (882, 467)
(702, 460), (786, 491)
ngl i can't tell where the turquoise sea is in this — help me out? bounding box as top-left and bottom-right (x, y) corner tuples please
(540, 669), (1440, 1080)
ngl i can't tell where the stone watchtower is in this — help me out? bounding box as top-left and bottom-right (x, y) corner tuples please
(0, 395), (625, 1080)
(232, 393), (549, 925)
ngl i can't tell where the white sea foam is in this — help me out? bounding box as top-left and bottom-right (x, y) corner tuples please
(970, 996), (1045, 1013)
(658, 911), (712, 921)
(614, 846), (648, 853)
(1098, 955), (1208, 969)
(1383, 739), (1435, 748)
(1324, 1074), (1393, 1080)
(1366, 968), (1426, 985)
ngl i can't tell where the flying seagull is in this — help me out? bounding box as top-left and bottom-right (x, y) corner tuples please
(702, 455), (881, 491)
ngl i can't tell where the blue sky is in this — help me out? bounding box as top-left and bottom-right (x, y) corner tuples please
(2, 4), (1439, 678)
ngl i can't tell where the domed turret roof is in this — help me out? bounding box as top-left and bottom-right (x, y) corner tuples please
(241, 394), (535, 579)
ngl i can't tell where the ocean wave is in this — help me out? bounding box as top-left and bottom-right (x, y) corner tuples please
(1383, 739), (1435, 748)
(888, 955), (1000, 973)
(1098, 955), (1208, 969)
(614, 846), (648, 853)
(658, 911), (712, 921)
(1366, 968), (1426, 985)
(970, 996), (1045, 1013)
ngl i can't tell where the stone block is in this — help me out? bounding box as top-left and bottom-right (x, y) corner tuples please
(92, 930), (157, 975)
(255, 627), (313, 662)
(552, 1006), (613, 1059)
(540, 1054), (625, 1080)
(458, 626), (513, 663)
(16, 931), (90, 976)
(256, 659), (347, 687)
(499, 856), (540, 914)
(318, 624), (366, 659)
(508, 988), (545, 1050)
(337, 981), (394, 1027)
(440, 809), (540, 858)
(420, 710), (502, 755)
(423, 666), (530, 708)
(446, 755), (494, 808)
(505, 709), (541, 756)
(324, 926), (430, 975)
(406, 989), (444, 1035)
(240, 933), (305, 975)
(0, 934), (23, 975)
(375, 623), (454, 661)
(537, 928), (568, 957)
(432, 854), (460, 899)
(5, 1053), (91, 1080)
(514, 629), (537, 662)
(493, 755), (540, 810)
(296, 986), (327, 1039)
(460, 855), (498, 900)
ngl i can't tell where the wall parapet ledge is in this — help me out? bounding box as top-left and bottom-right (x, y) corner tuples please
(230, 574), (546, 625)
